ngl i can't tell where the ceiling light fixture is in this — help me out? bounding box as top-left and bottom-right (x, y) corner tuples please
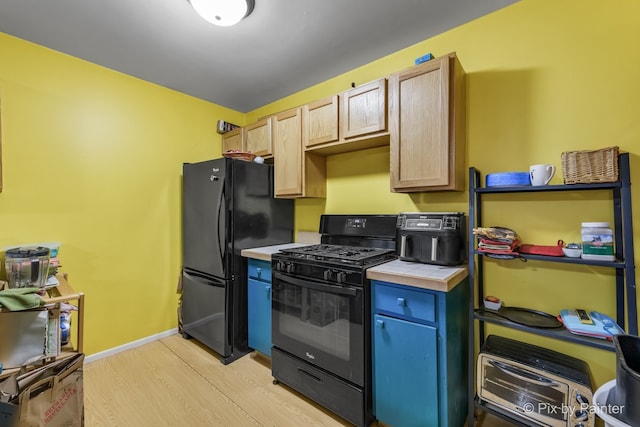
(189, 0), (255, 27)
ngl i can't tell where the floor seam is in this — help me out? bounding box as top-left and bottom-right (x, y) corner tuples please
(159, 338), (264, 426)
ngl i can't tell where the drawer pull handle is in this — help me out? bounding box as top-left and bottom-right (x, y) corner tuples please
(266, 285), (271, 296)
(256, 268), (262, 278)
(298, 368), (323, 383)
(397, 297), (406, 307)
(376, 319), (385, 328)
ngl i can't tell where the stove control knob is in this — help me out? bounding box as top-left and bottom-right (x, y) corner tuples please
(574, 409), (588, 422)
(575, 393), (589, 406)
(324, 270), (333, 281)
(336, 272), (347, 283)
(286, 263), (295, 274)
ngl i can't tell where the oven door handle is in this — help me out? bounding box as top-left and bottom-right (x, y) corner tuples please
(273, 272), (358, 296)
(488, 359), (558, 387)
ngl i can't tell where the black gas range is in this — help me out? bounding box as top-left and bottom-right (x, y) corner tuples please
(273, 244), (396, 286)
(271, 214), (397, 427)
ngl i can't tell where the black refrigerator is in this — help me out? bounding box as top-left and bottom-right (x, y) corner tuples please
(181, 157), (294, 364)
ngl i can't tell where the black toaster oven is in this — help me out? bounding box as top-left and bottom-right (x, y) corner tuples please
(396, 212), (466, 266)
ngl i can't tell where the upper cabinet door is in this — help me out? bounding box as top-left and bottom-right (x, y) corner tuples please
(221, 127), (244, 153)
(303, 95), (339, 148)
(273, 108), (327, 199)
(341, 79), (387, 139)
(389, 53), (466, 192)
(273, 108), (304, 197)
(245, 117), (273, 158)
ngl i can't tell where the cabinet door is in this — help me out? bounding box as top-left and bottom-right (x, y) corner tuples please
(248, 278), (272, 356)
(245, 117), (273, 158)
(341, 79), (387, 139)
(373, 314), (439, 427)
(221, 127), (244, 153)
(303, 95), (339, 148)
(273, 108), (326, 198)
(273, 108), (303, 197)
(389, 53), (465, 192)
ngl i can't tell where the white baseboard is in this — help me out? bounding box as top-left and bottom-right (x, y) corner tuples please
(84, 328), (179, 364)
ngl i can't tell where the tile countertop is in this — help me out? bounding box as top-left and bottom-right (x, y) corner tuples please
(366, 260), (469, 293)
(240, 243), (314, 261)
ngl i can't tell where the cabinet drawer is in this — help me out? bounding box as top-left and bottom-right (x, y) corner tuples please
(372, 281), (436, 323)
(248, 259), (272, 282)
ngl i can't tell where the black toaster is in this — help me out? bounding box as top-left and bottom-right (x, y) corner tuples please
(396, 212), (466, 266)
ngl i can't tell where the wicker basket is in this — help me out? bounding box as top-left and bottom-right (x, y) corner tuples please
(561, 146), (619, 184)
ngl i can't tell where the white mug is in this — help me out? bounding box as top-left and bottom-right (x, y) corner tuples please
(530, 164), (556, 186)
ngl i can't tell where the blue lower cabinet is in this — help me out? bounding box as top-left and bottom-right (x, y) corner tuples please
(373, 315), (438, 426)
(248, 259), (272, 357)
(372, 279), (469, 427)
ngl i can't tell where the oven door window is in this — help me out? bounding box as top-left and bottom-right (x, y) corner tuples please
(272, 272), (364, 385)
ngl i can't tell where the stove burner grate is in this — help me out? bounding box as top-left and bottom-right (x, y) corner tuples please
(278, 244), (396, 266)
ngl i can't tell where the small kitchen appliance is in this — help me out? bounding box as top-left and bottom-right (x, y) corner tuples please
(396, 212), (466, 266)
(477, 335), (594, 427)
(4, 246), (51, 288)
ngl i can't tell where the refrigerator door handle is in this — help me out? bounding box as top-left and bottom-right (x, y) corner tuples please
(183, 270), (225, 287)
(217, 180), (226, 269)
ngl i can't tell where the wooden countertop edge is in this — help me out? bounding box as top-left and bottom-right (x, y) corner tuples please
(367, 267), (468, 292)
(240, 250), (271, 261)
(241, 243), (314, 261)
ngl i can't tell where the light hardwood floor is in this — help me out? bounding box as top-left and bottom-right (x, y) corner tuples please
(83, 333), (511, 426)
(84, 334), (353, 426)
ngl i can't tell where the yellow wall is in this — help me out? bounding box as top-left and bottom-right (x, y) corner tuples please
(0, 33), (243, 353)
(1, 0), (639, 388)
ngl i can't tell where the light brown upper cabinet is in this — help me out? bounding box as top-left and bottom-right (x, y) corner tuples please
(341, 78), (387, 139)
(305, 80), (390, 155)
(272, 108), (326, 198)
(221, 127), (244, 153)
(389, 52), (466, 192)
(303, 95), (339, 148)
(245, 117), (273, 158)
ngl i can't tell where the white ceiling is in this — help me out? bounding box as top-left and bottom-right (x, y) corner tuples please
(0, 0), (518, 113)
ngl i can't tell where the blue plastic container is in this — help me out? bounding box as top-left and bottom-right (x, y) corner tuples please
(486, 172), (531, 187)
